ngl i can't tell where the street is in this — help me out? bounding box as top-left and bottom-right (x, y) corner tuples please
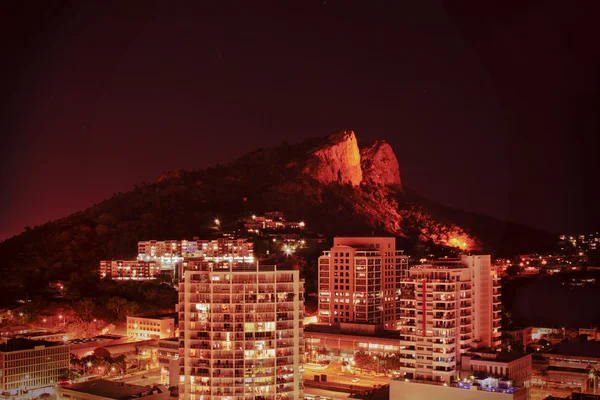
(303, 362), (390, 389)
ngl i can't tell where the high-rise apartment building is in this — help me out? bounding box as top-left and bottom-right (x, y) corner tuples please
(397, 255), (501, 383)
(179, 263), (305, 400)
(317, 237), (409, 330)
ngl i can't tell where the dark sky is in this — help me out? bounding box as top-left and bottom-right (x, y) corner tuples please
(1, 1), (598, 241)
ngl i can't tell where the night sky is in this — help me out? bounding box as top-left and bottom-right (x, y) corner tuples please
(1, 1), (598, 241)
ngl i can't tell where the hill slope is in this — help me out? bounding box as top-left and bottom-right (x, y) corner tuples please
(0, 131), (556, 305)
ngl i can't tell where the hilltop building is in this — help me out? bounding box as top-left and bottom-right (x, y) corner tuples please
(397, 255), (501, 383)
(99, 238), (254, 281)
(179, 262), (305, 400)
(317, 237), (409, 330)
(99, 260), (160, 280)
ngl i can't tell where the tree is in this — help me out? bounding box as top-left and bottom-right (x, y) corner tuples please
(66, 319), (101, 339)
(354, 350), (377, 372)
(70, 354), (81, 368)
(121, 301), (139, 319)
(540, 368), (548, 388)
(505, 265), (521, 278)
(73, 298), (96, 322)
(106, 297), (128, 319)
(587, 365), (599, 394)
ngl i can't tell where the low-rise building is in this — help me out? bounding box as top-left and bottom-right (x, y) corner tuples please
(56, 380), (169, 399)
(460, 351), (532, 387)
(127, 314), (175, 340)
(580, 327), (600, 341)
(93, 340), (158, 371)
(542, 340), (600, 393)
(0, 339), (70, 397)
(502, 327), (533, 350)
(304, 323), (401, 365)
(158, 338), (179, 388)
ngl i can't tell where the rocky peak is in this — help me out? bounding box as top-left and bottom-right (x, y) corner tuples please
(154, 169), (182, 183)
(360, 140), (402, 189)
(303, 130), (363, 186)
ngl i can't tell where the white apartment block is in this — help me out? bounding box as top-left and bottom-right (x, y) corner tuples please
(179, 263), (305, 400)
(317, 237), (408, 330)
(138, 238), (254, 260)
(0, 339), (70, 396)
(99, 260), (161, 280)
(397, 255), (501, 383)
(158, 338), (180, 388)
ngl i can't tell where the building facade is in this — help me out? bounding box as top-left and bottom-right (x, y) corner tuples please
(179, 263), (305, 400)
(397, 255), (501, 383)
(127, 315), (176, 340)
(0, 339), (70, 397)
(317, 237), (409, 330)
(158, 338), (180, 388)
(99, 260), (160, 280)
(389, 379), (527, 400)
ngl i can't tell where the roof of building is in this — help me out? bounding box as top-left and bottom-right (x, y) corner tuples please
(159, 337), (179, 343)
(467, 350), (529, 363)
(304, 323), (401, 339)
(548, 339), (600, 358)
(130, 313), (176, 320)
(0, 338), (65, 352)
(61, 379), (165, 399)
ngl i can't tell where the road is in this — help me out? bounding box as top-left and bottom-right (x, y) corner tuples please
(303, 362), (390, 389)
(112, 368), (162, 387)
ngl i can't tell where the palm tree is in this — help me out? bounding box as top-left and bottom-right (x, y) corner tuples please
(587, 365), (599, 394)
(70, 354), (81, 369)
(540, 368), (548, 389)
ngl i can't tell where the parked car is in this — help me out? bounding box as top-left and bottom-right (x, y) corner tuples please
(352, 378), (360, 383)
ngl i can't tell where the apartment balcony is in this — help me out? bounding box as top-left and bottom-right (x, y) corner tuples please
(433, 313), (456, 320)
(433, 323), (456, 329)
(400, 354), (416, 360)
(432, 338), (455, 345)
(432, 359), (456, 368)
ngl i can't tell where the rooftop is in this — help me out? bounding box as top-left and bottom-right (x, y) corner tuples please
(131, 313), (176, 320)
(0, 338), (66, 352)
(61, 379), (165, 399)
(548, 339), (600, 358)
(467, 350), (529, 363)
(304, 323), (401, 339)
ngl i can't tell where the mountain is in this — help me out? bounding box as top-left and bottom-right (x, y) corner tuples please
(0, 131), (556, 305)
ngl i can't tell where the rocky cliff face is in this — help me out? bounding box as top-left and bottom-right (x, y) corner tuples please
(360, 140), (402, 189)
(303, 131), (402, 189)
(303, 131), (363, 186)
